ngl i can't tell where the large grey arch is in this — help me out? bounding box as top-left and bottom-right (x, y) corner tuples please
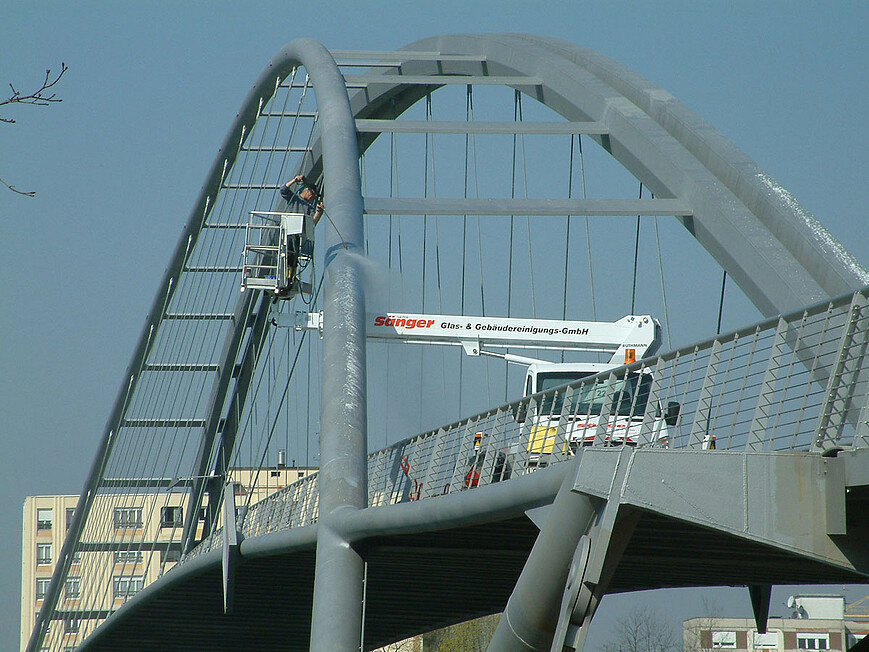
(27, 37), (369, 652)
(340, 33), (867, 317)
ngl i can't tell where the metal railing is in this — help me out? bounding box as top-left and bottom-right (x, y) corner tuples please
(240, 211), (284, 292)
(185, 286), (869, 557)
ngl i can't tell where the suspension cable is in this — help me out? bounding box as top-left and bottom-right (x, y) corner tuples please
(631, 182), (643, 314)
(421, 91), (432, 426)
(423, 91), (431, 314)
(466, 85), (491, 407)
(562, 135), (576, 361)
(243, 270), (327, 515)
(505, 91), (521, 400)
(458, 85), (471, 418)
(578, 135), (596, 321)
(460, 90), (469, 320)
(389, 97), (404, 281)
(385, 99), (396, 447)
(508, 90), (518, 320)
(516, 92), (536, 318)
(653, 205), (673, 350)
(361, 152), (369, 257)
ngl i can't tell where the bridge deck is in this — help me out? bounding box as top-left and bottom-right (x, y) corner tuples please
(77, 449), (869, 651)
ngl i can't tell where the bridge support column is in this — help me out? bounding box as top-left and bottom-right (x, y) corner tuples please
(311, 522), (366, 650)
(311, 251), (368, 651)
(549, 449), (641, 652)
(488, 460), (599, 652)
(275, 37), (370, 652)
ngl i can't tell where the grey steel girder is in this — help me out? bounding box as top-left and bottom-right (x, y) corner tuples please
(496, 446), (869, 652)
(361, 198), (692, 216)
(570, 447), (869, 578)
(354, 119), (609, 134)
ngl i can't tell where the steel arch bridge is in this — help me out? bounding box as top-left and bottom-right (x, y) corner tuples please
(28, 35), (869, 652)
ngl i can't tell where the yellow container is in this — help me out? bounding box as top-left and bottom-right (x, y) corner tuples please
(527, 425), (559, 454)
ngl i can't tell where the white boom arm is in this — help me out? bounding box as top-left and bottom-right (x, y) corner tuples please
(280, 310), (661, 365)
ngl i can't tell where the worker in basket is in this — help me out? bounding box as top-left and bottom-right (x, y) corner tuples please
(278, 174), (324, 294)
(280, 174), (324, 229)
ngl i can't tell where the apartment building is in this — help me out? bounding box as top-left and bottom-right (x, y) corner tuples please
(21, 465), (314, 651)
(683, 594), (869, 652)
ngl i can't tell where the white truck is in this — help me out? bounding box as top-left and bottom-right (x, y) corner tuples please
(281, 310), (679, 456)
(518, 360), (679, 455)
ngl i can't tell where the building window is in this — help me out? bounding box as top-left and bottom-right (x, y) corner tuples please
(713, 631), (738, 649)
(114, 550), (143, 564)
(37, 543), (52, 565)
(66, 507), (75, 530)
(64, 617), (80, 634)
(113, 507), (143, 529)
(70, 550), (82, 565)
(797, 634), (829, 650)
(64, 576), (81, 599)
(36, 577), (51, 599)
(160, 506), (183, 528)
(754, 632), (779, 648)
(37, 508), (53, 530)
(113, 575), (144, 599)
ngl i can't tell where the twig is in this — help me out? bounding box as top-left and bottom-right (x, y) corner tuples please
(1, 63), (68, 124)
(0, 175), (36, 197)
(1, 63), (68, 197)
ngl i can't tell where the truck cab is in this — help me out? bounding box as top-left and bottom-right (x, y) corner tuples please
(521, 360), (677, 455)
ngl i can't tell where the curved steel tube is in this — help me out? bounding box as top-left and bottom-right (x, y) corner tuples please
(29, 37), (368, 652)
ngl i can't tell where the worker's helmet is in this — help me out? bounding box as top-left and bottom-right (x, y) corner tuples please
(303, 182), (321, 200)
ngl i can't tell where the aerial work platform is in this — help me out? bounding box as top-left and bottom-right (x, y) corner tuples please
(240, 211), (313, 299)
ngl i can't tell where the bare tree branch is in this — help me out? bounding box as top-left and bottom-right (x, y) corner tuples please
(684, 596), (724, 652)
(2, 63), (68, 197)
(0, 175), (36, 197)
(1, 63), (68, 124)
(600, 606), (679, 652)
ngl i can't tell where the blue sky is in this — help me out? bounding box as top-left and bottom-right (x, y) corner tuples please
(2, 1), (868, 649)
